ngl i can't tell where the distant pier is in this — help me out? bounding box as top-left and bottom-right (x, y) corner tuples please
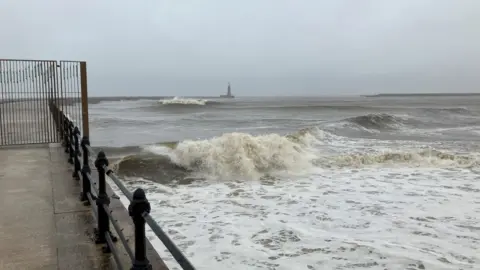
(364, 93), (480, 97)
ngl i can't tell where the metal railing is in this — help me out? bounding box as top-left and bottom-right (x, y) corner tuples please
(49, 102), (196, 270)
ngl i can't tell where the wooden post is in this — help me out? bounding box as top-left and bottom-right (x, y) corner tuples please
(79, 61), (89, 138)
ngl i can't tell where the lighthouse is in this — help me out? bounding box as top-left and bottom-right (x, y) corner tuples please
(219, 82), (235, 98)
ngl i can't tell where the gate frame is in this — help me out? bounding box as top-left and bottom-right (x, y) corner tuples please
(0, 59), (89, 146)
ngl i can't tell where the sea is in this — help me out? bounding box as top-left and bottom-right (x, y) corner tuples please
(85, 95), (480, 270)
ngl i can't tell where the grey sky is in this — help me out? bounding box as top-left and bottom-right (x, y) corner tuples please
(1, 0), (479, 96)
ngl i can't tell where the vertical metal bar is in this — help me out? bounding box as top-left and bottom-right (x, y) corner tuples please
(47, 61), (54, 143)
(53, 62), (60, 142)
(0, 60), (4, 146)
(76, 63), (81, 134)
(17, 61), (22, 144)
(30, 61), (35, 144)
(17, 61), (23, 144)
(19, 61), (26, 144)
(72, 63), (77, 126)
(80, 62), (89, 138)
(57, 63), (63, 140)
(74, 63), (78, 127)
(4, 60), (8, 145)
(9, 61), (15, 144)
(44, 61), (50, 143)
(66, 62), (71, 123)
(6, 61), (13, 145)
(18, 61), (23, 144)
(13, 61), (20, 144)
(33, 61), (40, 144)
(1, 60), (6, 145)
(74, 63), (78, 128)
(12, 61), (19, 144)
(37, 61), (43, 143)
(65, 62), (70, 123)
(42, 61), (49, 143)
(73, 63), (78, 130)
(11, 61), (15, 144)
(57, 62), (62, 142)
(62, 62), (67, 125)
(0, 60), (5, 145)
(21, 61), (27, 144)
(19, 61), (24, 144)
(60, 63), (66, 141)
(51, 61), (57, 142)
(22, 61), (27, 144)
(45, 62), (51, 143)
(32, 62), (38, 144)
(10, 61), (16, 144)
(49, 63), (55, 140)
(16, 61), (21, 144)
(24, 62), (30, 144)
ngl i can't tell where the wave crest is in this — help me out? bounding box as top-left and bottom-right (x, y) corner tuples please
(422, 107), (474, 115)
(112, 152), (191, 184)
(346, 113), (407, 130)
(147, 132), (318, 179)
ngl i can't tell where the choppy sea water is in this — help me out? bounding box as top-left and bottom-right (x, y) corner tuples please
(87, 96), (480, 270)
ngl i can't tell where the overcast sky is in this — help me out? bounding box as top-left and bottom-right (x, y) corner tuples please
(1, 0), (479, 96)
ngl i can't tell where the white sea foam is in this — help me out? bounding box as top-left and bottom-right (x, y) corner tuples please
(109, 166), (480, 270)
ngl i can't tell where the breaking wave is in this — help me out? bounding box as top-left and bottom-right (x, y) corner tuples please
(316, 149), (478, 168)
(344, 113), (410, 131)
(422, 107), (475, 115)
(239, 104), (390, 111)
(108, 127), (479, 183)
(160, 97), (210, 106)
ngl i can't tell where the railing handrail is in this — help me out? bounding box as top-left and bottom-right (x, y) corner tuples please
(49, 101), (196, 270)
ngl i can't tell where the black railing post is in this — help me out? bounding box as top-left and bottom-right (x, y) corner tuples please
(129, 188), (152, 270)
(73, 127), (81, 180)
(63, 117), (69, 153)
(80, 136), (91, 203)
(68, 123), (75, 164)
(94, 151), (111, 245)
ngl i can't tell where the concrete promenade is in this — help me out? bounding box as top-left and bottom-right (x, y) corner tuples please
(0, 144), (112, 269)
(0, 101), (169, 269)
